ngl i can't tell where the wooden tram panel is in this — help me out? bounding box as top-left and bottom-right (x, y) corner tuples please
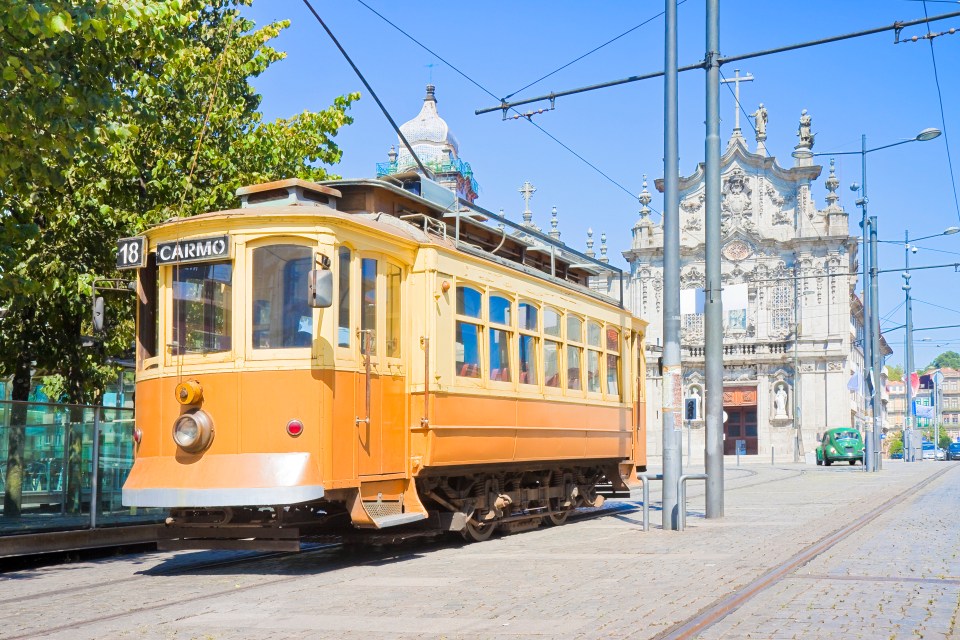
(122, 177), (648, 548)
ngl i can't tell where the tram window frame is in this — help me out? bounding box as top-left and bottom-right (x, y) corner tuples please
(517, 301), (539, 387)
(566, 314), (584, 393)
(167, 260), (234, 359)
(455, 284), (483, 382)
(488, 291), (514, 386)
(543, 306), (563, 392)
(248, 239), (315, 356)
(585, 319), (603, 395)
(360, 256), (378, 358)
(605, 326), (622, 400)
(336, 244), (353, 351)
(137, 252), (159, 368)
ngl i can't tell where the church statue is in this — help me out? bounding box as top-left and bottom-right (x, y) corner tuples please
(796, 109), (814, 149)
(774, 383), (789, 418)
(752, 103), (768, 141)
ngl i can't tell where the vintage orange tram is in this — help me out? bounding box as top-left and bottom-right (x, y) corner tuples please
(120, 175), (647, 549)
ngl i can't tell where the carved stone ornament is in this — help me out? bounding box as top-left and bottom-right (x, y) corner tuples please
(721, 168), (756, 235)
(722, 239), (753, 261)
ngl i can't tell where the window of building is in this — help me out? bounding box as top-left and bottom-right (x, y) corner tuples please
(252, 244), (313, 349)
(456, 285), (482, 378)
(771, 285), (793, 334)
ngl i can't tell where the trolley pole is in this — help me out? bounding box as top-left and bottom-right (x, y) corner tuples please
(703, 0), (724, 518)
(661, 0), (682, 531)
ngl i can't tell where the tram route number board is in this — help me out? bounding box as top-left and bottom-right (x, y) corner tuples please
(116, 237), (147, 270)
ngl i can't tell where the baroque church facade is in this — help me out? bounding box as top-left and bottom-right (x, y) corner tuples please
(602, 111), (888, 463)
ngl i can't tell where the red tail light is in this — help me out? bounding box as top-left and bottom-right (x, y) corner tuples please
(286, 419), (304, 437)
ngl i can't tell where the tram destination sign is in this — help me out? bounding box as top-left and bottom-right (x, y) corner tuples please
(116, 237), (147, 270)
(156, 235), (230, 265)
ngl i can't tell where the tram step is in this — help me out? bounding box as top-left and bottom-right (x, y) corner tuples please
(158, 537), (301, 552)
(367, 512), (427, 528)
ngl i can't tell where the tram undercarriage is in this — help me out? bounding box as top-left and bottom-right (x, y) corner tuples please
(157, 461), (631, 550)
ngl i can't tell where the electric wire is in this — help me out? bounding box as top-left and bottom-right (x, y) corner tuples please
(301, 0), (432, 179)
(914, 298), (960, 315)
(501, 0), (689, 101)
(922, 0), (960, 225)
(350, 0), (656, 218)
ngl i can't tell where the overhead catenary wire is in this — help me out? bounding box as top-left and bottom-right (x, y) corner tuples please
(501, 0), (689, 101)
(300, 0), (433, 180)
(921, 0), (960, 225)
(350, 0), (655, 218)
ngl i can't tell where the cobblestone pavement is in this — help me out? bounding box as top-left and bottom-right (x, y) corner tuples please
(0, 461), (957, 640)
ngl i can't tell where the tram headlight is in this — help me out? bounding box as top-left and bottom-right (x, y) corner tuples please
(172, 410), (214, 453)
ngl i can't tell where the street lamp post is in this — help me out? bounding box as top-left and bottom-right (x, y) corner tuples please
(903, 225), (959, 461)
(815, 127), (941, 472)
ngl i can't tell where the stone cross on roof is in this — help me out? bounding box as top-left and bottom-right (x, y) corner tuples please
(519, 181), (537, 226)
(720, 69), (754, 134)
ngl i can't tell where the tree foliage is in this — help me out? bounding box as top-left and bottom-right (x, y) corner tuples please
(1, 1), (359, 515)
(0, 1), (359, 402)
(929, 351), (960, 371)
(886, 364), (904, 382)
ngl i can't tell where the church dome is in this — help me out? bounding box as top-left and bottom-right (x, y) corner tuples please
(396, 85), (459, 169)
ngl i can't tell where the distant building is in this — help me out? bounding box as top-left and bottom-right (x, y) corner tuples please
(376, 84), (480, 204)
(918, 367), (960, 441)
(596, 107), (891, 463)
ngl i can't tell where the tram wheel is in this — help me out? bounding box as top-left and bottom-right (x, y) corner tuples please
(543, 509), (570, 526)
(461, 517), (496, 542)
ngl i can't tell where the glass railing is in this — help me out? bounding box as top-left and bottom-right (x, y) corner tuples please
(376, 158), (481, 195)
(0, 400), (164, 534)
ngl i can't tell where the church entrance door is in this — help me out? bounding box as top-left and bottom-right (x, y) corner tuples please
(723, 407), (758, 455)
(723, 386), (758, 455)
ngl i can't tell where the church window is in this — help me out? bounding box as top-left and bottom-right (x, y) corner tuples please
(771, 285), (793, 333)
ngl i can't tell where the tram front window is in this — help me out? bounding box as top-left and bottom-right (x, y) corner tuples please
(172, 262), (232, 354)
(252, 245), (313, 349)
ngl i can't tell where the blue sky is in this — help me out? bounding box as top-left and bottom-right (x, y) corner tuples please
(241, 0), (960, 370)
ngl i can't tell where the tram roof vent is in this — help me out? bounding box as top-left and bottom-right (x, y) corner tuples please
(236, 178), (342, 210)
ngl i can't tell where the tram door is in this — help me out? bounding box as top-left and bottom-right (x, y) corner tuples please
(355, 257), (405, 476)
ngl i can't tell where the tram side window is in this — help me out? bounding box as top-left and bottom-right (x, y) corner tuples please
(137, 253), (159, 359)
(586, 320), (602, 393)
(360, 258), (377, 355)
(252, 245), (312, 349)
(172, 262), (232, 354)
(544, 307), (562, 388)
(489, 294), (512, 382)
(606, 327), (621, 398)
(337, 247), (351, 348)
(567, 315), (583, 391)
(456, 285), (482, 378)
(518, 302), (538, 385)
(386, 263), (402, 358)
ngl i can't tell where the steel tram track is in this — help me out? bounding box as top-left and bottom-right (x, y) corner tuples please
(653, 465), (958, 640)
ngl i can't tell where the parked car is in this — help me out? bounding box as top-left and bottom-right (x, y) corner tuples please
(890, 451), (904, 460)
(816, 428), (864, 466)
(948, 442), (960, 461)
(921, 442), (946, 461)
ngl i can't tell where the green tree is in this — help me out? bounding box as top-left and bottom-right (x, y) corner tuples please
(887, 364), (904, 382)
(929, 351), (960, 371)
(887, 430), (903, 456)
(1, 1), (359, 516)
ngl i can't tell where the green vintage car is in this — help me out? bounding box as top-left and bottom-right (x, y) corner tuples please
(816, 428), (864, 466)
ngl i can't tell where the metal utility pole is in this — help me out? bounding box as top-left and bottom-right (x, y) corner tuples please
(869, 215), (882, 470)
(793, 262), (802, 463)
(703, 0), (723, 518)
(661, 0), (682, 531)
(858, 136), (876, 472)
(903, 230), (915, 462)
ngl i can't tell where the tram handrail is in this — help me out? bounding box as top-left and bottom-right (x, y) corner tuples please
(635, 472), (663, 532)
(678, 473), (708, 531)
(420, 336), (430, 427)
